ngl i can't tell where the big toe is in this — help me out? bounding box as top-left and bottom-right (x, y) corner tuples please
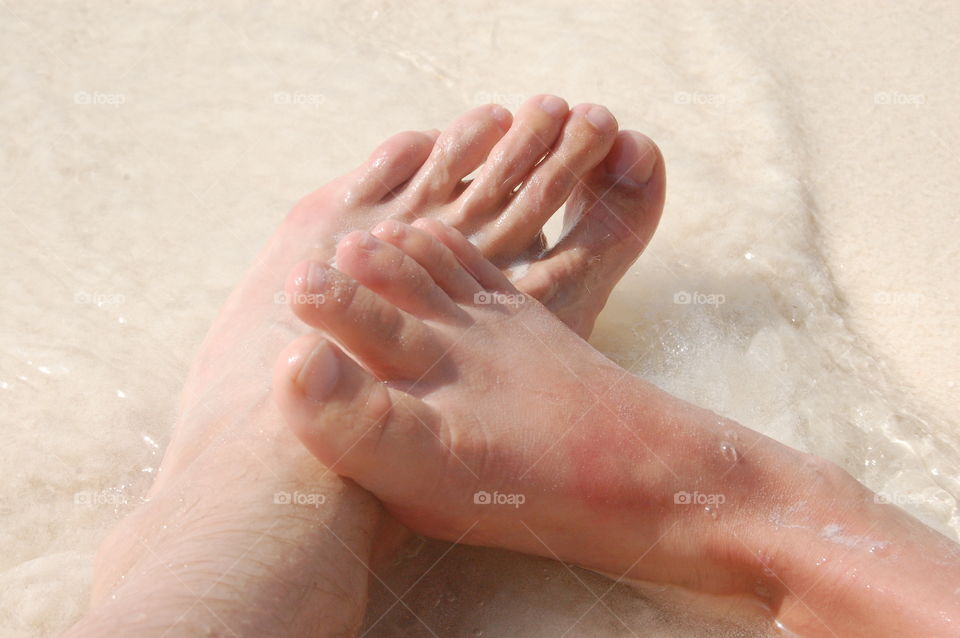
(273, 334), (444, 494)
(515, 131), (665, 337)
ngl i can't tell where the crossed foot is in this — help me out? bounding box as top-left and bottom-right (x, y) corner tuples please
(270, 217), (778, 593)
(71, 98), (668, 637)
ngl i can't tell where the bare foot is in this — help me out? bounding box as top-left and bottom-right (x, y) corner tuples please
(271, 219), (767, 595)
(70, 98), (667, 637)
(274, 222), (960, 637)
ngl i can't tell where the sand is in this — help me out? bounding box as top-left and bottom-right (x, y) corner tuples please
(1, 1), (957, 635)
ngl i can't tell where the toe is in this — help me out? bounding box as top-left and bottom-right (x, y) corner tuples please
(476, 103), (619, 262)
(515, 131), (666, 338)
(394, 104), (512, 213)
(371, 219), (484, 304)
(413, 219), (515, 293)
(285, 260), (447, 380)
(344, 129), (440, 205)
(334, 230), (466, 320)
(448, 94), (568, 228)
(274, 335), (448, 494)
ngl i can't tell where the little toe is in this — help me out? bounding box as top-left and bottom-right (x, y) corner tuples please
(516, 131), (666, 337)
(371, 219), (484, 303)
(477, 103), (619, 262)
(343, 129), (440, 205)
(395, 105), (512, 214)
(284, 260), (446, 380)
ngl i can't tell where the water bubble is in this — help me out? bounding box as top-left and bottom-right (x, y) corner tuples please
(704, 505), (718, 519)
(720, 441), (740, 463)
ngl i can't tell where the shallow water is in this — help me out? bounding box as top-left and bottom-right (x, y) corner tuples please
(2, 1), (958, 636)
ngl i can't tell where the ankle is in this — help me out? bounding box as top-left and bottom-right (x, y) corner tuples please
(572, 376), (839, 601)
(758, 460), (960, 636)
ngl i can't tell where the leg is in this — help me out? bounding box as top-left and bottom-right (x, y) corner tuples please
(275, 222), (960, 638)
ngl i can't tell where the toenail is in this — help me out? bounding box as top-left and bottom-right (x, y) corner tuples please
(585, 106), (616, 133)
(606, 134), (658, 185)
(355, 232), (377, 251)
(306, 262), (327, 294)
(539, 95), (568, 118)
(489, 105), (512, 130)
(296, 341), (340, 402)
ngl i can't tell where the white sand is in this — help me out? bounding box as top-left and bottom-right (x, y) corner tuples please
(1, 1), (957, 635)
